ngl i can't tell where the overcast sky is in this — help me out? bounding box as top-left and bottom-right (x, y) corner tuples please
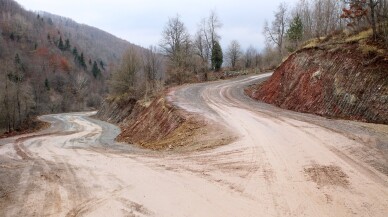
(15, 0), (299, 51)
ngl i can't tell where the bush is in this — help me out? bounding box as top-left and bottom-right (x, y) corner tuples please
(86, 93), (102, 108)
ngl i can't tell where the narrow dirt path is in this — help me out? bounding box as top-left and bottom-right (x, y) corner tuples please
(0, 74), (387, 217)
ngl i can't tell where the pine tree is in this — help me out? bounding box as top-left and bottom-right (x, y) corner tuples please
(99, 60), (105, 70)
(286, 14), (303, 50)
(79, 52), (86, 69)
(65, 39), (70, 50)
(72, 47), (78, 57)
(44, 78), (50, 91)
(211, 41), (223, 71)
(58, 36), (64, 51)
(92, 61), (101, 78)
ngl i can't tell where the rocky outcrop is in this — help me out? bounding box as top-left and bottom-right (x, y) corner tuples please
(247, 40), (388, 124)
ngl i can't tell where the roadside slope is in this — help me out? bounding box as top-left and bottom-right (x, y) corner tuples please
(97, 95), (235, 151)
(247, 30), (388, 124)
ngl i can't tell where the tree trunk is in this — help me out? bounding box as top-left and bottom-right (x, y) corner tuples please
(370, 0), (378, 40)
(17, 85), (21, 127)
(4, 78), (11, 132)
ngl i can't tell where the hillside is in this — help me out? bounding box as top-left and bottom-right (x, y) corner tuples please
(246, 30), (388, 124)
(40, 12), (133, 68)
(0, 0), (137, 133)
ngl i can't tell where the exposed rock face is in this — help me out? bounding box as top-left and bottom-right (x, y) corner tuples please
(247, 43), (388, 124)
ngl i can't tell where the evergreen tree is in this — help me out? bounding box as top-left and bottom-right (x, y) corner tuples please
(99, 60), (105, 70)
(78, 52), (86, 69)
(287, 14), (303, 49)
(72, 47), (78, 57)
(211, 40), (223, 71)
(64, 39), (70, 50)
(58, 36), (64, 51)
(92, 61), (101, 78)
(44, 78), (50, 91)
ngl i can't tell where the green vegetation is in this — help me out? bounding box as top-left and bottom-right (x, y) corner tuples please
(92, 61), (101, 78)
(211, 41), (223, 71)
(287, 14), (303, 51)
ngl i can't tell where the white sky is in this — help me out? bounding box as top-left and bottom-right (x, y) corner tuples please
(15, 0), (299, 51)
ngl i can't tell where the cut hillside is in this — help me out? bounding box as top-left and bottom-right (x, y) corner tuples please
(246, 30), (388, 124)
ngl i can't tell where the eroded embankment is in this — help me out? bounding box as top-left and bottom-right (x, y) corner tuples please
(246, 40), (388, 124)
(97, 96), (233, 151)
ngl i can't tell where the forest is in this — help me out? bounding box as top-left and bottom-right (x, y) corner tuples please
(0, 0), (137, 133)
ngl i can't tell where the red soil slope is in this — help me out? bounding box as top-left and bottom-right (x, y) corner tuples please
(247, 41), (388, 124)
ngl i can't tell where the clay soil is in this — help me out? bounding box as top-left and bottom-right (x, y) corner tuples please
(247, 40), (388, 124)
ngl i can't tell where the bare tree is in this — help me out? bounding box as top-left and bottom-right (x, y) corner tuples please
(159, 15), (191, 68)
(264, 3), (287, 57)
(73, 72), (89, 110)
(208, 11), (222, 47)
(143, 45), (163, 97)
(194, 26), (209, 66)
(194, 11), (222, 70)
(226, 40), (242, 70)
(1, 61), (12, 131)
(312, 0), (343, 37)
(110, 47), (142, 99)
(244, 45), (258, 69)
(296, 0), (314, 39)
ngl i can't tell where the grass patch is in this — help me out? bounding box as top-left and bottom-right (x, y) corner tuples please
(303, 37), (326, 49)
(345, 29), (373, 42)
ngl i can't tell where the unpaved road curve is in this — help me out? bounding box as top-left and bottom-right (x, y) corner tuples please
(1, 74), (388, 217)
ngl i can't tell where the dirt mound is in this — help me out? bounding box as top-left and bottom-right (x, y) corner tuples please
(246, 36), (388, 124)
(98, 95), (234, 151)
(118, 97), (234, 150)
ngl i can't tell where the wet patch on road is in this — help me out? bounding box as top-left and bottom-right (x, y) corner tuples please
(304, 164), (349, 188)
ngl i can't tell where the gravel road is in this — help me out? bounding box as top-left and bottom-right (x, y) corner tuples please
(0, 74), (387, 217)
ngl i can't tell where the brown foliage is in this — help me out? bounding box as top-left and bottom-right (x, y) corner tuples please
(60, 57), (70, 72)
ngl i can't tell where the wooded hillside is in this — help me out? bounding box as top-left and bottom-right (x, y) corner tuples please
(0, 0), (138, 133)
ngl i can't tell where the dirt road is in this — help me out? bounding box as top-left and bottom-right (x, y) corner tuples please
(1, 74), (387, 216)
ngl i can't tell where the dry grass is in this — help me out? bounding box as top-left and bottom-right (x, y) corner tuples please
(303, 37), (327, 49)
(359, 43), (379, 56)
(303, 38), (321, 49)
(345, 29), (373, 43)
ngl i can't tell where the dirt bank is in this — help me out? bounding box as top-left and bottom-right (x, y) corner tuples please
(97, 94), (234, 151)
(246, 33), (388, 124)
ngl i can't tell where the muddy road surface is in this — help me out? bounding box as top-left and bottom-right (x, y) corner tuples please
(1, 74), (388, 216)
